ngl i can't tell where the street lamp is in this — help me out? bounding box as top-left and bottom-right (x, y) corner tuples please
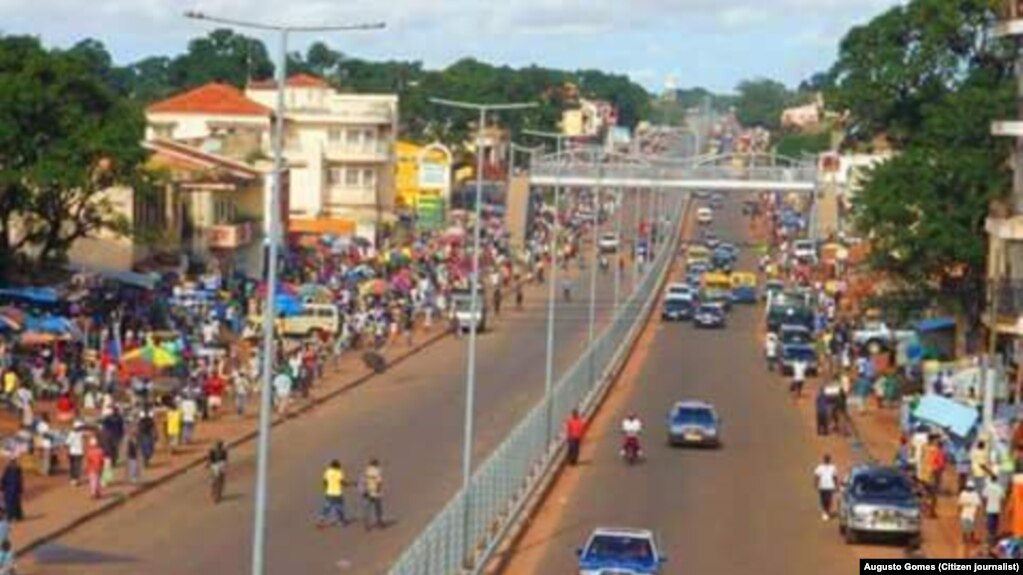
(430, 97), (536, 563)
(184, 12), (384, 575)
(522, 129), (576, 446)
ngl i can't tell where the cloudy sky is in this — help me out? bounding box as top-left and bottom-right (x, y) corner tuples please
(1, 0), (901, 93)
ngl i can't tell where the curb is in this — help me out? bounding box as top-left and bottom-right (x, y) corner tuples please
(17, 327), (453, 556)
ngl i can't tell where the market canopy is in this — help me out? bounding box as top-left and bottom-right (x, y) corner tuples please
(913, 394), (978, 438)
(0, 287), (59, 305)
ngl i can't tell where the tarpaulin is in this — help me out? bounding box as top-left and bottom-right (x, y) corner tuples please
(913, 394), (979, 438)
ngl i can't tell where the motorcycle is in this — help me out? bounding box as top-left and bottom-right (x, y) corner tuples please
(620, 436), (643, 465)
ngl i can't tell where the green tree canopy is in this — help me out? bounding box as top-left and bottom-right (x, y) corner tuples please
(734, 78), (793, 130)
(0, 35), (149, 270)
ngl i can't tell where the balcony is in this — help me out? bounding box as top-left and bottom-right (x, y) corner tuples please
(208, 221), (257, 249)
(987, 216), (1023, 241)
(324, 142), (391, 162)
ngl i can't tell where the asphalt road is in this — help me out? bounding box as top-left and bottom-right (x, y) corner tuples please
(498, 195), (906, 575)
(25, 198), (650, 575)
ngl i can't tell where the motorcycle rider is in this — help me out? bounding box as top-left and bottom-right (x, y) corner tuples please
(562, 279), (573, 302)
(620, 413), (643, 459)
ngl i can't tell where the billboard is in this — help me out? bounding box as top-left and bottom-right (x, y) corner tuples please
(418, 162), (448, 189)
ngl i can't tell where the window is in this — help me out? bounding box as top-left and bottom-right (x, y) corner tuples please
(346, 129), (360, 147)
(362, 129), (376, 150)
(328, 128), (343, 143)
(213, 199), (237, 225)
(362, 169), (376, 188)
(345, 168), (359, 187)
(327, 167), (343, 186)
(152, 124), (174, 139)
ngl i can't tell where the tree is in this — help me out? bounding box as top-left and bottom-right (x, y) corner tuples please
(0, 35), (149, 271)
(827, 0), (1004, 147)
(168, 28), (274, 88)
(734, 78), (792, 130)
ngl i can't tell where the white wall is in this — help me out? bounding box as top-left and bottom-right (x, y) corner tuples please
(146, 112), (270, 141)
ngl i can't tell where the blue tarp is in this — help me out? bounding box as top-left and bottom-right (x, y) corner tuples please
(913, 394), (979, 438)
(0, 287), (59, 304)
(274, 294), (302, 317)
(916, 317), (955, 333)
(25, 315), (79, 337)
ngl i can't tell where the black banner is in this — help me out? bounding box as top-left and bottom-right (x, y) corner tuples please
(861, 559), (1021, 573)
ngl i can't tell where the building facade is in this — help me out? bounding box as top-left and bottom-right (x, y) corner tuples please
(394, 141), (453, 231)
(986, 1), (1023, 344)
(245, 74), (399, 243)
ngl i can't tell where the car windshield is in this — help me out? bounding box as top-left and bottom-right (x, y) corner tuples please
(852, 473), (913, 499)
(781, 328), (812, 345)
(584, 535), (654, 564)
(699, 305), (722, 315)
(673, 407), (714, 426)
(783, 346), (816, 361)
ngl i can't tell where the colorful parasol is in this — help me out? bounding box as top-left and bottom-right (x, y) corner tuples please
(122, 343), (180, 369)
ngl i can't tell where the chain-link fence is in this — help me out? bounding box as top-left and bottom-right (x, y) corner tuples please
(387, 194), (689, 575)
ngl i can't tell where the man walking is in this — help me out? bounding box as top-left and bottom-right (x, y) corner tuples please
(0, 458), (23, 522)
(566, 409), (585, 466)
(813, 454), (838, 520)
(791, 357), (807, 399)
(984, 473), (1006, 546)
(361, 459), (384, 531)
(316, 460), (348, 529)
(815, 390), (829, 436)
(66, 421), (85, 487)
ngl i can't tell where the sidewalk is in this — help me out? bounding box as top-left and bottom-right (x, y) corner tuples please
(8, 258), (602, 557)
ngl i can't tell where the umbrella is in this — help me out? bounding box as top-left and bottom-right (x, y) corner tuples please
(122, 344), (180, 369)
(360, 279), (388, 297)
(0, 307), (26, 325)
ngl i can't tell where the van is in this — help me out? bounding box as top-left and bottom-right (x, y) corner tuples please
(251, 303), (341, 338)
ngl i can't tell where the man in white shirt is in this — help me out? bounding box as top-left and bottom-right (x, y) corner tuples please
(66, 422), (85, 486)
(813, 454), (839, 520)
(791, 359), (808, 399)
(765, 335), (779, 372)
(180, 396), (198, 445)
(984, 476), (1006, 546)
(959, 481), (982, 545)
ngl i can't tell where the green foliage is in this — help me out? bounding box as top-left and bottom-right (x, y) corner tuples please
(775, 131), (832, 158)
(0, 35), (149, 269)
(844, 0), (1014, 322)
(827, 0), (1005, 147)
(734, 78), (793, 130)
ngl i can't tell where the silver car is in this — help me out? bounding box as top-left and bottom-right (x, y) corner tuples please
(838, 465), (921, 546)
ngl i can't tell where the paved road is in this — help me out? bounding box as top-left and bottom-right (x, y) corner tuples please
(499, 196), (905, 575)
(25, 199), (649, 575)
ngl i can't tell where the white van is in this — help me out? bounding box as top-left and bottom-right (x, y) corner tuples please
(697, 207), (714, 225)
(251, 303), (341, 338)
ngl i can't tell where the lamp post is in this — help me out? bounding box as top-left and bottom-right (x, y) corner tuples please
(184, 12), (383, 575)
(430, 98), (536, 563)
(523, 129), (575, 446)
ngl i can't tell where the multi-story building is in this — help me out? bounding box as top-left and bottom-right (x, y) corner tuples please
(987, 1), (1023, 359)
(245, 74), (399, 243)
(561, 98), (618, 138)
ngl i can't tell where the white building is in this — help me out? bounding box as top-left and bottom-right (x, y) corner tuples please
(246, 74), (399, 243)
(145, 75), (399, 245)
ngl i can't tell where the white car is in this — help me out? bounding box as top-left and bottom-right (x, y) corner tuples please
(665, 282), (693, 298)
(792, 239), (818, 263)
(598, 232), (620, 253)
(696, 207), (713, 225)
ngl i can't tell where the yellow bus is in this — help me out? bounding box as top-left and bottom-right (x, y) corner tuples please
(686, 245), (711, 267)
(702, 272), (732, 291)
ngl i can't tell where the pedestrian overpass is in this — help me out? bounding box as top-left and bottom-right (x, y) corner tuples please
(528, 150), (819, 192)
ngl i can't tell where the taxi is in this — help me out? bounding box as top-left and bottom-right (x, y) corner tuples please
(730, 272), (758, 304)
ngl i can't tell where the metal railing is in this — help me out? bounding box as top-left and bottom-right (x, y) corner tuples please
(386, 194), (688, 575)
(530, 163), (818, 185)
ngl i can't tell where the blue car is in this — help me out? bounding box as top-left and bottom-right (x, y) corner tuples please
(577, 527), (667, 575)
(667, 400), (721, 448)
(662, 294), (694, 321)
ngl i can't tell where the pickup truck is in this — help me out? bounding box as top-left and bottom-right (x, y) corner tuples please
(852, 322), (916, 354)
(450, 288), (488, 333)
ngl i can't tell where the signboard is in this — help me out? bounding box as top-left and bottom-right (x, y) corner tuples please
(418, 162), (447, 189)
(416, 191), (445, 231)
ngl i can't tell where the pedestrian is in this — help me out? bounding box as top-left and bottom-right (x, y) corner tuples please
(566, 409), (585, 466)
(361, 458), (384, 530)
(515, 284), (524, 310)
(0, 539), (15, 575)
(959, 480), (982, 548)
(493, 287), (502, 317)
(165, 402), (182, 454)
(815, 390), (829, 436)
(0, 509), (9, 547)
(180, 394), (198, 445)
(971, 440), (991, 494)
(125, 433), (141, 485)
(137, 410), (157, 467)
(233, 368), (249, 417)
(273, 370), (292, 416)
(813, 454), (838, 520)
(316, 459), (348, 528)
(0, 459), (22, 522)
(791, 357), (807, 399)
(984, 473), (1006, 546)
(66, 420), (85, 486)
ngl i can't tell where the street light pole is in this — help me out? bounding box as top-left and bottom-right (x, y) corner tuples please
(523, 129), (574, 447)
(587, 171), (601, 390)
(613, 185), (623, 310)
(430, 98), (536, 563)
(183, 12), (384, 575)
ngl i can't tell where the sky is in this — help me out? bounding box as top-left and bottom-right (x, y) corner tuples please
(0, 0), (903, 93)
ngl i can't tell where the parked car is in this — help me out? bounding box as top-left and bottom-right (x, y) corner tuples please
(838, 466), (921, 546)
(697, 207), (714, 225)
(577, 527), (667, 575)
(693, 302), (727, 328)
(667, 400), (721, 447)
(792, 238), (818, 263)
(665, 282), (694, 299)
(852, 321), (916, 354)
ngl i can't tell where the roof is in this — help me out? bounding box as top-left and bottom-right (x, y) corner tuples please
(144, 139), (261, 180)
(248, 73), (331, 90)
(590, 527), (655, 539)
(673, 400), (714, 410)
(916, 317), (955, 333)
(147, 82), (272, 117)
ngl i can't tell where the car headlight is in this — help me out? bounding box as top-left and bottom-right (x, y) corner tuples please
(901, 508), (921, 521)
(852, 505), (872, 520)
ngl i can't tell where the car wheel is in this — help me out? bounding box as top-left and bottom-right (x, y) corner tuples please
(844, 526), (859, 545)
(906, 534), (921, 549)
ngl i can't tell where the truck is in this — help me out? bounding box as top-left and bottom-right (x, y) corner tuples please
(852, 321), (916, 354)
